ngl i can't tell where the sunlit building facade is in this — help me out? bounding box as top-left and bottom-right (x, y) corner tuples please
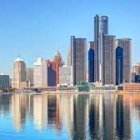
(131, 63), (140, 83)
(33, 57), (47, 88)
(12, 58), (26, 89)
(94, 15), (108, 84)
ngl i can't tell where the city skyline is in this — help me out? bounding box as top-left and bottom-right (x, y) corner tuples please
(0, 0), (140, 75)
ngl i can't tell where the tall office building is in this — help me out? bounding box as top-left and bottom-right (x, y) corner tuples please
(12, 58), (26, 89)
(71, 36), (87, 85)
(88, 41), (95, 83)
(94, 15), (108, 84)
(46, 60), (56, 86)
(33, 57), (47, 88)
(116, 39), (131, 85)
(53, 51), (63, 85)
(103, 35), (116, 85)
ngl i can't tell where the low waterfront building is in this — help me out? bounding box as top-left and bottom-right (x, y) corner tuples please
(0, 74), (10, 89)
(131, 63), (140, 83)
(122, 83), (140, 91)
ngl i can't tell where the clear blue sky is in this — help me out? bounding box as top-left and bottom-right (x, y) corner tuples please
(0, 0), (140, 75)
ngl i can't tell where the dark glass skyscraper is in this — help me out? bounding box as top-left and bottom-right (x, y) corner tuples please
(116, 47), (123, 85)
(94, 15), (108, 85)
(88, 42), (95, 82)
(116, 39), (131, 85)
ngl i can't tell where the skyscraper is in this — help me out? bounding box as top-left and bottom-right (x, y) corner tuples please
(94, 15), (108, 84)
(12, 57), (26, 89)
(116, 39), (131, 85)
(88, 41), (95, 83)
(103, 35), (116, 85)
(71, 36), (87, 85)
(33, 57), (47, 88)
(46, 60), (56, 86)
(53, 51), (63, 86)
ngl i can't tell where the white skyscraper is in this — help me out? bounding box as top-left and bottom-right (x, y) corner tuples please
(33, 57), (47, 88)
(94, 15), (108, 85)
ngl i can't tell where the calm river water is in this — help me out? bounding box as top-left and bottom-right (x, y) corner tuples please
(0, 93), (140, 140)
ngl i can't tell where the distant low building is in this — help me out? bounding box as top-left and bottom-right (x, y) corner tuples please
(122, 83), (140, 91)
(0, 74), (10, 89)
(131, 63), (140, 83)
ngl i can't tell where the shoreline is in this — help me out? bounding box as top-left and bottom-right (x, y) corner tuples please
(1, 90), (140, 95)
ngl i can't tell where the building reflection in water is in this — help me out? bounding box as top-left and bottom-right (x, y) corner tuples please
(47, 95), (61, 131)
(89, 94), (102, 139)
(2, 93), (140, 139)
(59, 95), (74, 135)
(116, 95), (131, 139)
(72, 95), (89, 140)
(11, 94), (26, 131)
(0, 94), (11, 116)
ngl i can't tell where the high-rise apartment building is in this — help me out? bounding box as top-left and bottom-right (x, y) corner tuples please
(116, 39), (131, 85)
(33, 57), (47, 88)
(12, 58), (26, 89)
(88, 41), (95, 83)
(94, 15), (108, 84)
(71, 36), (87, 85)
(103, 35), (116, 85)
